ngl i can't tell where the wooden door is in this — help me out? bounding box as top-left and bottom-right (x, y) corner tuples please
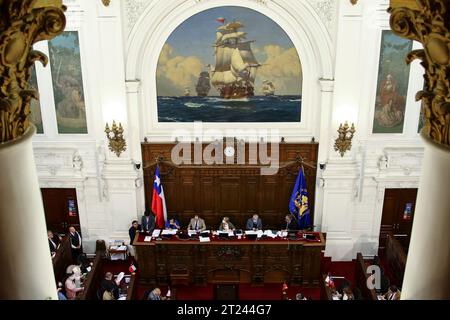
(41, 188), (81, 235)
(379, 188), (418, 252)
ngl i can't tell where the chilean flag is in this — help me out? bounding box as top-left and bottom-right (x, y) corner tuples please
(151, 165), (167, 229)
(216, 17), (225, 24)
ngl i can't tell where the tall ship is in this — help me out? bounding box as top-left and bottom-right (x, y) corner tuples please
(196, 71), (211, 97)
(262, 80), (275, 96)
(211, 20), (260, 99)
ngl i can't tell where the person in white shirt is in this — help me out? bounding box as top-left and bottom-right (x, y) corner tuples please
(69, 226), (82, 262)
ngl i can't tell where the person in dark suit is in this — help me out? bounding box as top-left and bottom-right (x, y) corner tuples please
(100, 272), (119, 300)
(246, 214), (263, 231)
(147, 288), (166, 300)
(68, 226), (82, 262)
(282, 214), (298, 231)
(128, 220), (142, 244)
(141, 210), (155, 233)
(48, 230), (61, 257)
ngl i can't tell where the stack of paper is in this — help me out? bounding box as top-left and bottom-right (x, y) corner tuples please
(144, 236), (152, 242)
(264, 230), (277, 238)
(199, 236), (210, 242)
(188, 230), (197, 236)
(152, 229), (161, 237)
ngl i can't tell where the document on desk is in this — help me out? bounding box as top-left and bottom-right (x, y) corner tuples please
(144, 236), (152, 242)
(199, 236), (210, 242)
(188, 230), (197, 236)
(116, 272), (125, 284)
(162, 229), (177, 235)
(152, 229), (161, 237)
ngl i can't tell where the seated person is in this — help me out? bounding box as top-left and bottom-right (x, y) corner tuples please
(342, 286), (355, 300)
(147, 287), (166, 300)
(129, 220), (142, 244)
(141, 210), (156, 233)
(65, 269), (84, 300)
(282, 214), (298, 231)
(295, 293), (307, 300)
(219, 217), (236, 231)
(48, 230), (61, 257)
(188, 214), (206, 232)
(384, 285), (401, 300)
(101, 272), (119, 300)
(76, 253), (93, 274)
(165, 217), (181, 230)
(246, 214), (262, 231)
(57, 282), (67, 300)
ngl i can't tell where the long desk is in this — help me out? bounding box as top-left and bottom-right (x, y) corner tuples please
(133, 231), (325, 287)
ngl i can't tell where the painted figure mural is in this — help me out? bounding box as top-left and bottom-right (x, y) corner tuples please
(156, 6), (303, 122)
(373, 30), (413, 133)
(29, 65), (43, 134)
(49, 31), (88, 134)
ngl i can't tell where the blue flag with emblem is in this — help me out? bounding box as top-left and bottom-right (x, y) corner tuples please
(289, 166), (310, 230)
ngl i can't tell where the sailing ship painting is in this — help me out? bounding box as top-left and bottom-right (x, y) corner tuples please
(156, 6), (302, 122)
(262, 80), (276, 96)
(196, 72), (211, 97)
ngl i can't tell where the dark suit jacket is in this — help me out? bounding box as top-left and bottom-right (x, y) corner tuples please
(141, 215), (155, 232)
(48, 237), (60, 253)
(282, 220), (298, 231)
(246, 218), (263, 230)
(129, 225), (142, 244)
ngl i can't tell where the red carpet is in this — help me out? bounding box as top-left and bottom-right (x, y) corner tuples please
(134, 254), (356, 300)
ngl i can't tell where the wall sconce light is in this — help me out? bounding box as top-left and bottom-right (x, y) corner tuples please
(350, 0), (358, 5)
(101, 0), (111, 6)
(105, 121), (126, 157)
(334, 121), (356, 157)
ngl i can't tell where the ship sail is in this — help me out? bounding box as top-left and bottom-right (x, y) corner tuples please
(212, 20), (260, 99)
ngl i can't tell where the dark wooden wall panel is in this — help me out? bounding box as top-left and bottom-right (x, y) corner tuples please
(142, 142), (318, 230)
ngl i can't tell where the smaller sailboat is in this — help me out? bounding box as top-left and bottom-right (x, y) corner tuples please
(184, 87), (191, 97)
(196, 72), (211, 97)
(262, 80), (275, 96)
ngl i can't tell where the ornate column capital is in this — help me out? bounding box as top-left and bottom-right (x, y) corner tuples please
(389, 0), (450, 148)
(0, 0), (66, 143)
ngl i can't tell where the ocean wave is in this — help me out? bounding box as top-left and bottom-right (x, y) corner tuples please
(207, 97), (249, 102)
(213, 105), (233, 109)
(160, 116), (179, 122)
(185, 102), (204, 108)
(289, 99), (302, 102)
(160, 97), (175, 100)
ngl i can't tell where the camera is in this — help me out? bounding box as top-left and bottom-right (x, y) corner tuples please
(133, 160), (141, 170)
(319, 162), (326, 170)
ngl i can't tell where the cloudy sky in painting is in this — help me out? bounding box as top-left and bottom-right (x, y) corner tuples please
(156, 6), (302, 96)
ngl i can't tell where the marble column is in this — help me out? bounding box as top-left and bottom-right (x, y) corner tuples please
(401, 137), (450, 299)
(0, 127), (57, 299)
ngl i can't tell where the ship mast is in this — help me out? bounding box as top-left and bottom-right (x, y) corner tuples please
(211, 20), (260, 97)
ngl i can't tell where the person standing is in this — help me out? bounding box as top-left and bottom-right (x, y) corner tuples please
(48, 230), (61, 257)
(141, 210), (156, 233)
(68, 226), (82, 263)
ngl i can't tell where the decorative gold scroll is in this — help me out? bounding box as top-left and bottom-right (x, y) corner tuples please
(389, 0), (450, 147)
(0, 0), (66, 143)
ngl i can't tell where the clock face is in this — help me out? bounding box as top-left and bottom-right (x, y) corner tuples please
(224, 146), (235, 157)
